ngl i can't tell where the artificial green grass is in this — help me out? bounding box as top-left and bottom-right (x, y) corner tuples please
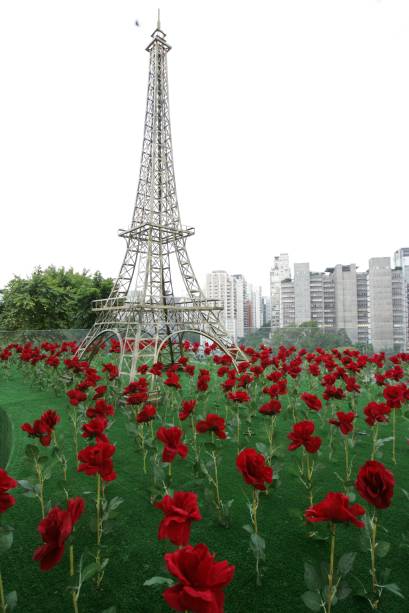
(1, 366), (409, 612)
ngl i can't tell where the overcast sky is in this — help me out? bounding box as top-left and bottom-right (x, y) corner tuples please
(1, 0), (408, 295)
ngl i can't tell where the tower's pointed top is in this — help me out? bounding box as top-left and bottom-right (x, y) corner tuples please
(147, 8), (171, 51)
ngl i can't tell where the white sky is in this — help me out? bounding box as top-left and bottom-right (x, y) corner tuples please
(1, 0), (408, 296)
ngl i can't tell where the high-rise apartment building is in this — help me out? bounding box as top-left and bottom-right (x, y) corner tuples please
(271, 249), (409, 352)
(206, 271), (237, 341)
(270, 254), (291, 329)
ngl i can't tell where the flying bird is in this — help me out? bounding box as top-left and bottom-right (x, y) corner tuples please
(135, 20), (140, 27)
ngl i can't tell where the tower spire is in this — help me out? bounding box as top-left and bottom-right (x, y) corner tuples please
(157, 8), (161, 31)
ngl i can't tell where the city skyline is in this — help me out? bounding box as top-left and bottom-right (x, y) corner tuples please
(1, 2), (409, 295)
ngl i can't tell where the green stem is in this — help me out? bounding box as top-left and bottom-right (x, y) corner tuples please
(392, 409), (396, 465)
(34, 458), (45, 519)
(306, 452), (314, 506)
(211, 451), (221, 511)
(344, 437), (351, 483)
(327, 524), (336, 613)
(0, 570), (6, 613)
(370, 510), (378, 597)
(371, 423), (379, 460)
(69, 546), (79, 613)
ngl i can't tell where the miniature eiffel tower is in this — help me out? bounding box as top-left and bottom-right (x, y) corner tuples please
(78, 15), (243, 380)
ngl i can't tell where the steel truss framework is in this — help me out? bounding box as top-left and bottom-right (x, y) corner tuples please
(77, 18), (243, 380)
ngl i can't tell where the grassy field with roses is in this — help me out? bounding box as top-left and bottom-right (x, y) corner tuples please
(0, 341), (409, 613)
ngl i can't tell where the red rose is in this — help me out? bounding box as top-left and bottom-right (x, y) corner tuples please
(81, 416), (109, 443)
(196, 414), (227, 439)
(383, 385), (404, 409)
(259, 400), (281, 415)
(301, 392), (322, 412)
(40, 410), (60, 430)
(305, 492), (365, 527)
(363, 402), (390, 426)
(155, 491), (202, 546)
(227, 390), (250, 403)
(33, 497), (85, 571)
(355, 460), (394, 509)
(179, 400), (197, 421)
(0, 468), (17, 513)
(93, 385), (107, 399)
(323, 385), (345, 401)
(329, 411), (356, 435)
(67, 389), (87, 406)
(163, 543), (235, 613)
(21, 419), (52, 447)
(102, 362), (119, 380)
(78, 441), (116, 481)
(288, 421), (322, 453)
(86, 398), (115, 419)
(156, 427), (188, 463)
(164, 371), (181, 389)
(236, 448), (273, 491)
(136, 404), (157, 423)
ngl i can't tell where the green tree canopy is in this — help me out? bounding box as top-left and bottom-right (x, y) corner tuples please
(269, 320), (352, 351)
(0, 266), (113, 330)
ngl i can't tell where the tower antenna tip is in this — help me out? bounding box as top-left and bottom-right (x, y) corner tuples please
(157, 8), (161, 30)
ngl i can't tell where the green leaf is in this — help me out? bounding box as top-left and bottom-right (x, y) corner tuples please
(107, 497), (124, 513)
(81, 562), (99, 583)
(376, 540), (391, 559)
(382, 583), (404, 599)
(25, 444), (39, 459)
(304, 562), (321, 591)
(301, 591), (321, 611)
(5, 591), (17, 611)
(337, 551), (356, 576)
(337, 581), (351, 601)
(242, 524), (254, 535)
(255, 442), (268, 455)
(17, 479), (34, 491)
(143, 576), (174, 587)
(0, 527), (13, 555)
(250, 533), (266, 558)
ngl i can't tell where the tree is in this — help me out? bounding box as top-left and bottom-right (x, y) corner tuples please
(0, 267), (113, 330)
(270, 320), (352, 351)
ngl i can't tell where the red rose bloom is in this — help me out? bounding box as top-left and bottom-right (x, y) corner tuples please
(355, 460), (394, 509)
(21, 419), (52, 447)
(258, 400), (281, 415)
(156, 427), (188, 463)
(329, 411), (356, 435)
(300, 392), (322, 412)
(288, 421), (322, 453)
(102, 362), (119, 380)
(33, 498), (85, 571)
(0, 468), (18, 513)
(136, 404), (157, 423)
(236, 448), (273, 491)
(305, 492), (365, 528)
(67, 389), (87, 406)
(196, 414), (227, 440)
(227, 390), (250, 403)
(40, 410), (60, 430)
(86, 398), (115, 419)
(93, 385), (107, 399)
(163, 544), (235, 613)
(77, 441), (116, 481)
(179, 400), (197, 421)
(383, 385), (404, 409)
(81, 416), (109, 443)
(164, 371), (181, 389)
(363, 402), (390, 426)
(155, 491), (202, 546)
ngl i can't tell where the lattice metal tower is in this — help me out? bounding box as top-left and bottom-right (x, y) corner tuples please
(78, 16), (242, 379)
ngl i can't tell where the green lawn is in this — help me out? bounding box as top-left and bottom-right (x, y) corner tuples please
(1, 365), (409, 613)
